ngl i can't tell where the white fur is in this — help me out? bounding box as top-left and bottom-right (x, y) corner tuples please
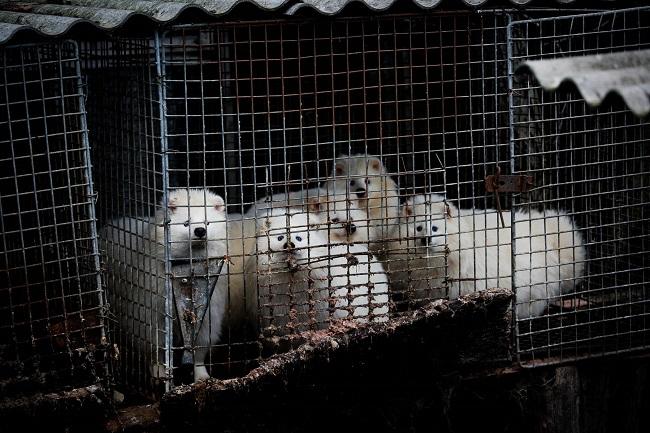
(306, 191), (378, 244)
(324, 243), (390, 322)
(221, 213), (260, 340)
(245, 187), (324, 217)
(100, 188), (228, 382)
(244, 205), (390, 335)
(384, 194), (447, 300)
(323, 154), (400, 255)
(408, 193), (586, 319)
(307, 193), (389, 322)
(243, 209), (330, 336)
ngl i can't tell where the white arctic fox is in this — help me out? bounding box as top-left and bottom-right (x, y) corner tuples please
(101, 188), (228, 382)
(384, 194), (448, 302)
(323, 154), (400, 255)
(392, 193), (586, 319)
(243, 208), (331, 336)
(307, 192), (389, 322)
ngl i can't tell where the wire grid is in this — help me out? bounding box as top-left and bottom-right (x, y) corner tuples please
(160, 11), (515, 375)
(509, 7), (650, 366)
(86, 9), (599, 397)
(0, 41), (104, 393)
(80, 37), (171, 396)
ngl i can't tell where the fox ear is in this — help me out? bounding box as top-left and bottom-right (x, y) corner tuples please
(308, 197), (322, 213)
(212, 194), (225, 212)
(368, 157), (382, 172)
(167, 196), (178, 213)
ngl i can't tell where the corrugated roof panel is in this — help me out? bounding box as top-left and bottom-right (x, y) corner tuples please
(0, 0), (290, 44)
(0, 11), (81, 36)
(286, 0), (442, 16)
(0, 22), (24, 44)
(518, 49), (650, 118)
(31, 4), (135, 27)
(67, 0), (288, 17)
(0, 0), (603, 46)
(72, 0), (189, 21)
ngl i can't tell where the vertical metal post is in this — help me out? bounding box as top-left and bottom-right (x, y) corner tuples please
(506, 14), (521, 364)
(74, 40), (107, 374)
(154, 30), (173, 392)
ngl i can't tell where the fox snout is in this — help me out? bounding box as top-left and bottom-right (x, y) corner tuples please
(416, 234), (442, 247)
(193, 226), (207, 238)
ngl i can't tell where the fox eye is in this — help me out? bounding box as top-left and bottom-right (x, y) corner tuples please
(331, 217), (340, 224)
(295, 236), (303, 242)
(431, 225), (438, 232)
(277, 235), (284, 241)
(416, 226), (423, 232)
(349, 180), (355, 186)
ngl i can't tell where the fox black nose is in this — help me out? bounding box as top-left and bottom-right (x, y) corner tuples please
(355, 188), (367, 199)
(420, 237), (429, 246)
(194, 227), (207, 238)
(346, 223), (357, 234)
(283, 241), (296, 250)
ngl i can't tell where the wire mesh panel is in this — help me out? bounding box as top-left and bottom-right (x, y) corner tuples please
(81, 37), (170, 396)
(0, 41), (104, 394)
(509, 7), (650, 365)
(159, 11), (516, 376)
(86, 9), (591, 397)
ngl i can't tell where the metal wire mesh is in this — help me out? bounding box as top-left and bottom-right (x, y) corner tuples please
(509, 7), (650, 365)
(82, 8), (650, 396)
(0, 41), (104, 393)
(83, 11), (519, 395)
(160, 11), (514, 378)
(80, 36), (169, 396)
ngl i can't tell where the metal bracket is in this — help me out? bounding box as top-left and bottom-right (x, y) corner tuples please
(485, 172), (533, 193)
(485, 167), (534, 228)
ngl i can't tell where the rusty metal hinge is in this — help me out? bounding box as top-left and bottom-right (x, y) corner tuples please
(485, 171), (533, 193)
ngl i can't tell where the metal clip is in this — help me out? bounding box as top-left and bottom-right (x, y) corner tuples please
(484, 167), (533, 228)
(485, 170), (533, 193)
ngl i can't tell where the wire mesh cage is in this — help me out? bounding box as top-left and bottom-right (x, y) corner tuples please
(161, 11), (521, 333)
(0, 41), (105, 394)
(85, 11), (521, 396)
(82, 6), (650, 398)
(509, 7), (650, 365)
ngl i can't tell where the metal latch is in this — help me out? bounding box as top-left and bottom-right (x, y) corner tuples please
(485, 171), (533, 193)
(484, 167), (534, 228)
